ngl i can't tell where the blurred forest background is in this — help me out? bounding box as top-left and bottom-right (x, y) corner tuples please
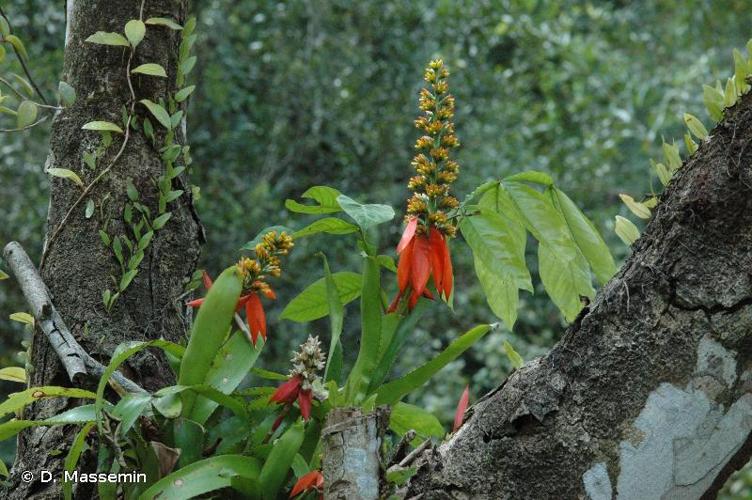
(1, 0), (751, 495)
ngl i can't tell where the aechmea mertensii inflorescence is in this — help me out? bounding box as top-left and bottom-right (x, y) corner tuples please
(389, 59), (459, 312)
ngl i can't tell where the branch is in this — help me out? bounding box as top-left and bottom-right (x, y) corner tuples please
(3, 241), (145, 394)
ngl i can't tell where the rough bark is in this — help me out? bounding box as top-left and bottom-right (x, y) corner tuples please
(405, 92), (752, 498)
(6, 1), (199, 498)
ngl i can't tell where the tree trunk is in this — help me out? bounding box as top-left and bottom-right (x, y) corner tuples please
(405, 93), (752, 498)
(6, 1), (199, 498)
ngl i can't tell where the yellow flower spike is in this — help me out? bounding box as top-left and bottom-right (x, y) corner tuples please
(400, 59), (461, 240)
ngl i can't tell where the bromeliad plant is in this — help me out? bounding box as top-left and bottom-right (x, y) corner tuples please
(0, 58), (618, 498)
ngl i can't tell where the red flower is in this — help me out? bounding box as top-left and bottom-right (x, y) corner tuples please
(290, 470), (323, 498)
(453, 385), (470, 432)
(270, 375), (313, 421)
(187, 271), (274, 346)
(389, 218), (454, 312)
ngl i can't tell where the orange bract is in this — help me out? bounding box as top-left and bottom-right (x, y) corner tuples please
(290, 470), (324, 498)
(389, 219), (453, 312)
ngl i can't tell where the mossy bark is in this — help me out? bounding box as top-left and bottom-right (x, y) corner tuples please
(405, 92), (752, 498)
(5, 1), (199, 498)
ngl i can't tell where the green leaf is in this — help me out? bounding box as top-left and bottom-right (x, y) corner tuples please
(367, 301), (429, 393)
(82, 121), (123, 134)
(170, 110), (183, 129)
(152, 391), (182, 418)
(9, 312), (34, 325)
(503, 340), (524, 369)
(0, 405), (98, 442)
(250, 367), (288, 381)
(337, 194), (395, 231)
(85, 31), (130, 47)
(0, 387), (96, 419)
(685, 133), (698, 155)
(124, 20), (146, 47)
(139, 99), (172, 129)
(0, 17), (9, 37)
(0, 367), (25, 383)
(375, 324), (492, 406)
(538, 243), (594, 322)
(178, 267), (243, 416)
(321, 256), (344, 383)
(93, 340), (183, 425)
(390, 402), (444, 439)
(131, 63), (167, 77)
(152, 212), (172, 230)
(126, 179), (139, 201)
(551, 187), (616, 285)
(63, 422), (95, 500)
(0, 269), (8, 280)
(662, 141), (682, 172)
(110, 393), (151, 435)
(189, 331), (264, 424)
(11, 73), (34, 98)
(139, 455), (261, 500)
(344, 256), (382, 404)
(618, 193), (651, 220)
(724, 77), (737, 108)
(16, 100), (37, 128)
(284, 186), (342, 214)
(459, 205), (530, 329)
(0, 45), (5, 63)
(386, 467), (417, 486)
(174, 418), (204, 467)
(119, 269), (137, 291)
(460, 207), (531, 291)
(502, 181), (579, 263)
(377, 254), (397, 273)
(703, 84), (724, 122)
(734, 48), (750, 92)
(652, 160), (672, 186)
(258, 422), (304, 500)
(58, 81), (76, 106)
(615, 215), (640, 246)
(85, 199), (95, 219)
(145, 17), (183, 30)
(280, 272), (362, 323)
(684, 113), (708, 140)
(503, 170), (553, 186)
(174, 85), (196, 103)
(293, 217), (359, 238)
(470, 253), (518, 330)
(180, 56), (197, 76)
(5, 35), (28, 60)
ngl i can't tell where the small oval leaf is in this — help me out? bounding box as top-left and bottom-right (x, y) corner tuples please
(82, 121), (123, 134)
(85, 31), (130, 47)
(47, 168), (84, 188)
(131, 63), (167, 78)
(124, 20), (146, 47)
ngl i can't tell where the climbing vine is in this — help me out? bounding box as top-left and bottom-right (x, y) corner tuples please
(0, 2), (198, 312)
(81, 12), (197, 311)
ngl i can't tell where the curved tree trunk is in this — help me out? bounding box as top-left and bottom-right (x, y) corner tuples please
(6, 1), (200, 498)
(405, 92), (752, 498)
